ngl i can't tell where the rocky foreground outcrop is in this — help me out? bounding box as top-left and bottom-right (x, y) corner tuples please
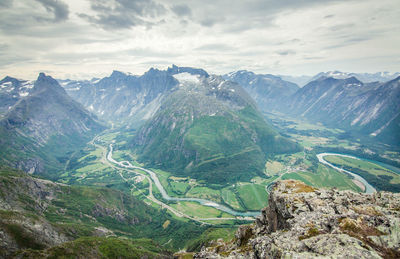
(195, 180), (400, 258)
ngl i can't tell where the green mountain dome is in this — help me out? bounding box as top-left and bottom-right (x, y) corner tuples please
(133, 72), (301, 184)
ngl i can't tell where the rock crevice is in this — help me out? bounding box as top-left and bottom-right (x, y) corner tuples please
(195, 180), (400, 258)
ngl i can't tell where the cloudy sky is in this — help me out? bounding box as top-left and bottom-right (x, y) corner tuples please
(0, 0), (399, 79)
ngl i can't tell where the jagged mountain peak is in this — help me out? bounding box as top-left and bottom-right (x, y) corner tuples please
(0, 76), (32, 89)
(143, 67), (165, 77)
(110, 70), (127, 78)
(305, 76), (363, 90)
(0, 75), (20, 84)
(226, 70), (286, 82)
(229, 70), (255, 76)
(343, 76), (363, 86)
(32, 73), (67, 96)
(312, 70), (352, 81)
(224, 70), (299, 113)
(310, 70), (400, 84)
(167, 64), (209, 77)
(390, 75), (400, 83)
(0, 72), (105, 175)
(108, 70), (137, 79)
(36, 72), (59, 84)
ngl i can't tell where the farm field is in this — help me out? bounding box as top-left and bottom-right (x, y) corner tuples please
(281, 164), (362, 192)
(324, 155), (400, 192)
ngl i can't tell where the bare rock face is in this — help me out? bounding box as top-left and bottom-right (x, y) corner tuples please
(195, 180), (400, 258)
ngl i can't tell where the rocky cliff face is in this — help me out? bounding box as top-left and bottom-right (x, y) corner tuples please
(61, 68), (179, 128)
(195, 180), (400, 258)
(0, 76), (33, 118)
(223, 70), (299, 113)
(0, 73), (105, 176)
(285, 76), (400, 146)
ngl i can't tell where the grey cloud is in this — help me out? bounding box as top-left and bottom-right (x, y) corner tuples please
(0, 0), (69, 36)
(78, 13), (140, 29)
(124, 48), (180, 58)
(0, 0), (13, 8)
(179, 19), (189, 26)
(199, 17), (226, 27)
(179, 0), (352, 30)
(0, 44), (9, 52)
(171, 4), (192, 17)
(303, 56), (325, 60)
(324, 14), (335, 19)
(329, 23), (355, 32)
(194, 43), (234, 52)
(0, 53), (33, 68)
(325, 36), (372, 49)
(79, 0), (167, 30)
(34, 0), (69, 22)
(42, 47), (180, 63)
(139, 60), (174, 65)
(277, 50), (296, 56)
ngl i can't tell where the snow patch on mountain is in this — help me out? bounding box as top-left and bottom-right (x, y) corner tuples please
(173, 72), (200, 84)
(1, 82), (12, 88)
(22, 81), (34, 88)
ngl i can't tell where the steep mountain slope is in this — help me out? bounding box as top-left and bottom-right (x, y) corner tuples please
(0, 73), (105, 177)
(61, 67), (181, 127)
(0, 76), (33, 118)
(0, 166), (204, 258)
(133, 71), (301, 184)
(278, 74), (312, 87)
(285, 76), (400, 146)
(223, 70), (299, 112)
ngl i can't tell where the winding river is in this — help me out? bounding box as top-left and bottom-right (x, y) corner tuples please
(107, 144), (260, 217)
(107, 143), (389, 217)
(317, 153), (377, 194)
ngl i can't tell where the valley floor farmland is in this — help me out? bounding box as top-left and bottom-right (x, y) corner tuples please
(59, 121), (400, 227)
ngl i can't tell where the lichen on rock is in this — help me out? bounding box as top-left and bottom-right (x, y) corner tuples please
(195, 180), (400, 258)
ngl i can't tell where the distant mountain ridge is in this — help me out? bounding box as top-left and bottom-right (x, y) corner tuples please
(285, 76), (400, 146)
(225, 70), (400, 147)
(276, 71), (400, 87)
(223, 70), (299, 112)
(0, 76), (33, 118)
(309, 70), (400, 84)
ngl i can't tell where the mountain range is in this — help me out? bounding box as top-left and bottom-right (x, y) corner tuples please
(279, 71), (400, 86)
(1, 66), (399, 180)
(285, 76), (400, 145)
(309, 71), (400, 84)
(0, 76), (33, 118)
(226, 70), (400, 147)
(0, 73), (104, 178)
(223, 70), (299, 112)
(0, 65), (399, 258)
(61, 69), (175, 128)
